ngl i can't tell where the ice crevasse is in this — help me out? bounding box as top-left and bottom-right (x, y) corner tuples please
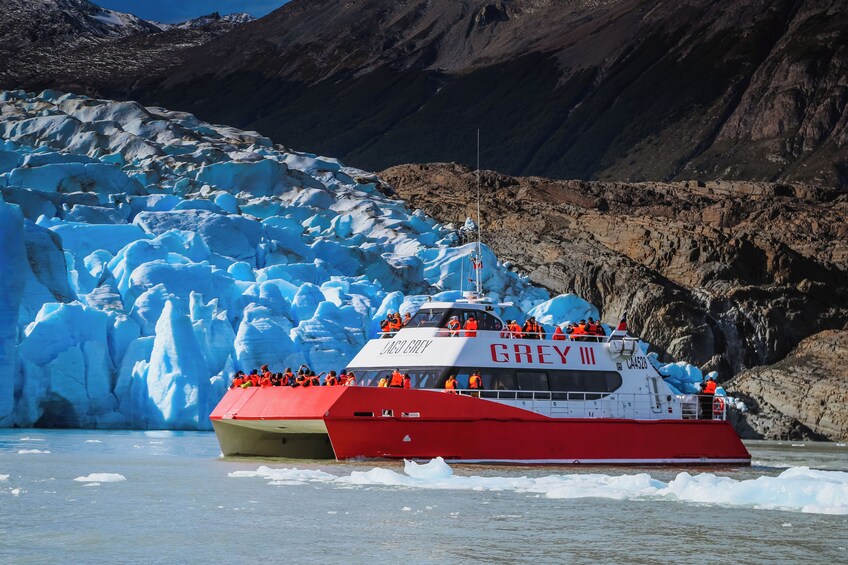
(0, 89), (695, 430)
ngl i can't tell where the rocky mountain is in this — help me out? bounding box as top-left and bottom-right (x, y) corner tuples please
(380, 162), (848, 373)
(727, 330), (848, 441)
(13, 0), (847, 188)
(0, 0), (254, 97)
(3, 0), (846, 186)
(154, 12), (255, 32)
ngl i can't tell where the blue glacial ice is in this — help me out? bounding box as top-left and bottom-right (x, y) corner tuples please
(0, 90), (702, 430)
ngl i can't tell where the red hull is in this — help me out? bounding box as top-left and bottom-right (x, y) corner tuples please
(211, 387), (751, 464)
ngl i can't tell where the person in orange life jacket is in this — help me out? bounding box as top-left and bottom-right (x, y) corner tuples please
(282, 368), (294, 386)
(552, 326), (566, 340)
(339, 370), (348, 385)
(377, 375), (389, 387)
(463, 315), (478, 337)
(345, 372), (357, 386)
(523, 317), (541, 339)
(700, 376), (717, 419)
(446, 315), (461, 336)
(309, 372), (322, 386)
(260, 373), (273, 387)
(469, 371), (483, 390)
(500, 320), (514, 338)
(325, 371), (338, 386)
(508, 320), (523, 338)
(586, 318), (599, 336)
(403, 313), (412, 326)
(444, 374), (458, 392)
(248, 369), (260, 386)
(230, 371), (245, 388)
(403, 373), (411, 389)
(389, 369), (404, 387)
(390, 313), (403, 332)
(571, 320), (587, 340)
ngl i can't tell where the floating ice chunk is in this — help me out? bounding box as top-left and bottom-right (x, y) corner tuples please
(404, 457), (453, 480)
(73, 473), (126, 482)
(0, 474), (8, 480)
(84, 439), (102, 443)
(18, 449), (50, 454)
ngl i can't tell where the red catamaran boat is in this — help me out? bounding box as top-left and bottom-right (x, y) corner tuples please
(211, 294), (751, 465)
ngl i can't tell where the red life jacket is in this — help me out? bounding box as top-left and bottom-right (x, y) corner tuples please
(403, 377), (411, 389)
(231, 377), (244, 388)
(552, 327), (566, 341)
(703, 380), (717, 394)
(463, 319), (478, 337)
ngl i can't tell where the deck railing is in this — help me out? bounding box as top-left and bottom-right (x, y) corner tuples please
(440, 389), (729, 421)
(380, 328), (611, 342)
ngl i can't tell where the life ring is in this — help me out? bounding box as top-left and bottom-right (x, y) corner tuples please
(712, 397), (725, 416)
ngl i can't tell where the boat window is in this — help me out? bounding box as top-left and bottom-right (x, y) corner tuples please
(345, 367), (448, 388)
(548, 370), (622, 400)
(516, 370), (548, 391)
(439, 309), (504, 332)
(407, 309), (450, 328)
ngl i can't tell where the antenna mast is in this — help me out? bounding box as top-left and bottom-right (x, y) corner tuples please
(475, 129), (483, 296)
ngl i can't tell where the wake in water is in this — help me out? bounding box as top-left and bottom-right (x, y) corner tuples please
(229, 458), (848, 515)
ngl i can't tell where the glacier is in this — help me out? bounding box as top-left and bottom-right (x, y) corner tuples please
(0, 89), (701, 430)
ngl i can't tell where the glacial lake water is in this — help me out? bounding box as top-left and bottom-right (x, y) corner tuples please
(1, 430), (846, 564)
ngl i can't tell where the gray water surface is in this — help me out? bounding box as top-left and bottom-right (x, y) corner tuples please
(1, 430), (846, 564)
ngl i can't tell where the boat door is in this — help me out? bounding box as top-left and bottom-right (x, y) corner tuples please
(648, 377), (662, 414)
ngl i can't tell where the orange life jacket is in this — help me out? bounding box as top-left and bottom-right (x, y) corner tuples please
(445, 379), (457, 390)
(249, 374), (260, 386)
(552, 327), (566, 341)
(703, 380), (717, 394)
(469, 374), (482, 389)
(378, 377), (389, 388)
(389, 371), (404, 387)
(464, 319), (478, 337)
(282, 372), (293, 386)
(524, 321), (540, 338)
(309, 375), (320, 386)
(571, 324), (587, 335)
(447, 320), (460, 335)
(231, 377), (244, 388)
(325, 375), (338, 386)
(403, 377), (411, 389)
(509, 322), (523, 338)
(260, 377), (272, 388)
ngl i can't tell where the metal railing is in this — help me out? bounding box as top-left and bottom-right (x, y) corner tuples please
(380, 328), (610, 342)
(437, 389), (729, 421)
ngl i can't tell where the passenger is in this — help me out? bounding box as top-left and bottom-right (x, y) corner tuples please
(701, 376), (717, 420)
(325, 371), (338, 386)
(500, 320), (514, 339)
(444, 374), (458, 392)
(508, 320), (523, 338)
(378, 375), (389, 388)
(294, 372), (308, 387)
(230, 371), (245, 388)
(565, 323), (574, 337)
(469, 371), (483, 390)
(403, 373), (411, 389)
(339, 370), (348, 385)
(594, 320), (607, 338)
(345, 371), (357, 386)
(260, 373), (273, 388)
(309, 372), (322, 387)
(389, 368), (404, 388)
(261, 364), (272, 380)
(552, 326), (566, 341)
(446, 315), (461, 337)
(403, 313), (412, 326)
(380, 315), (392, 338)
(282, 367), (294, 386)
(248, 369), (260, 387)
(390, 313), (403, 333)
(523, 317), (541, 340)
(571, 320), (587, 340)
(463, 315), (478, 337)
